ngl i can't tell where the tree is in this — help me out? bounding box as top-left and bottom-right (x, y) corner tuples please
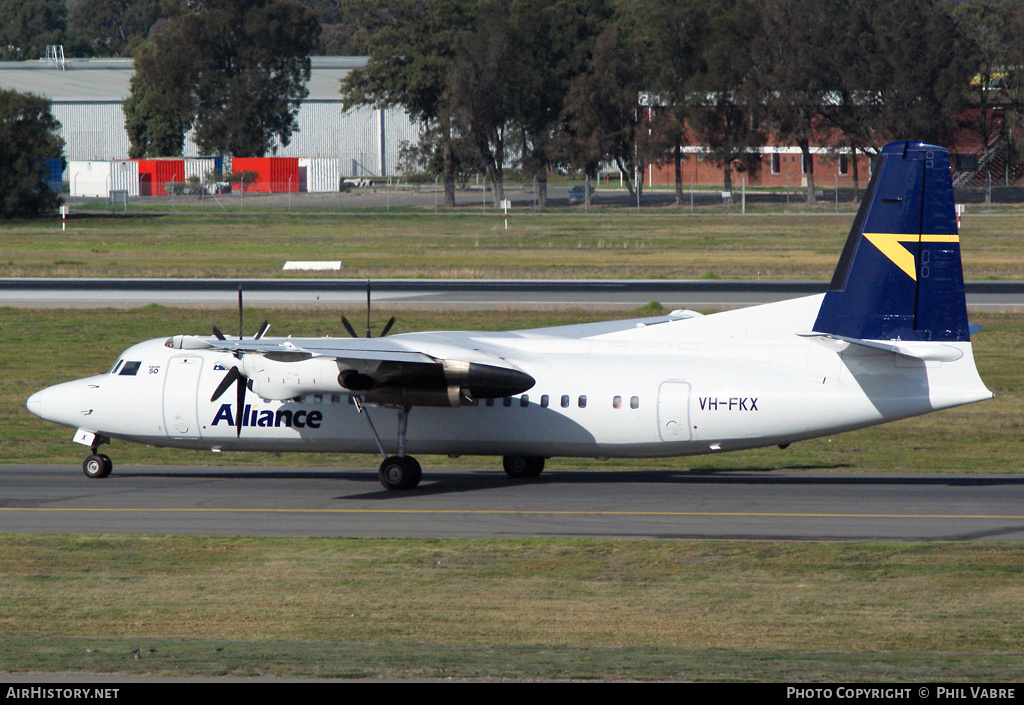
(508, 0), (610, 207)
(341, 0), (474, 207)
(558, 20), (653, 200)
(750, 0), (839, 205)
(813, 0), (879, 201)
(447, 0), (517, 205)
(305, 0), (369, 55)
(123, 42), (194, 157)
(864, 0), (973, 149)
(685, 0), (763, 193)
(626, 0), (706, 204)
(0, 90), (64, 219)
(125, 0), (320, 158)
(68, 0), (163, 57)
(0, 0), (66, 61)
(954, 0), (1015, 187)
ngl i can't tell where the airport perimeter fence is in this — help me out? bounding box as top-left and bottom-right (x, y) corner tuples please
(78, 178), (1024, 217)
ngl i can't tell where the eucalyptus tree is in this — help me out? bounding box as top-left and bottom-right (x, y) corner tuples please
(0, 0), (66, 61)
(557, 19), (653, 200)
(953, 0), (1017, 184)
(862, 0), (972, 149)
(125, 0), (320, 158)
(0, 90), (64, 218)
(748, 0), (840, 205)
(625, 0), (706, 204)
(508, 0), (611, 207)
(341, 0), (474, 207)
(685, 0), (763, 193)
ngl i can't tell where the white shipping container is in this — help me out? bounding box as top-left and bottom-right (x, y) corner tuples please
(69, 161), (111, 197)
(184, 158), (217, 182)
(110, 160), (139, 196)
(69, 160), (141, 197)
(301, 157), (342, 192)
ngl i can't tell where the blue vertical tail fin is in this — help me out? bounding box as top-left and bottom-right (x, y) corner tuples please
(812, 140), (969, 342)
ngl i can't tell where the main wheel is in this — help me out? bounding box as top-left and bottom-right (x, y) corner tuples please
(378, 455), (422, 491)
(502, 455), (544, 479)
(83, 454), (112, 479)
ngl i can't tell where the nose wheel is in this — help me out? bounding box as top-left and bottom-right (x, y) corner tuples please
(83, 454), (113, 479)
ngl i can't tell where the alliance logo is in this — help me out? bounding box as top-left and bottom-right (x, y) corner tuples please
(211, 404), (323, 429)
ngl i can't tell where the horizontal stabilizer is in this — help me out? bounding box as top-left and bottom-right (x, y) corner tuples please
(797, 331), (963, 361)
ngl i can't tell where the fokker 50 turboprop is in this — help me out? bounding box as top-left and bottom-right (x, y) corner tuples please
(28, 141), (992, 490)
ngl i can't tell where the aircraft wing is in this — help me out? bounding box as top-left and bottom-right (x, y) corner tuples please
(173, 335), (435, 364)
(165, 333), (535, 406)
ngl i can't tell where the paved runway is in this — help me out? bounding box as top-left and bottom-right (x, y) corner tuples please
(3, 465), (1023, 541)
(2, 278), (1023, 310)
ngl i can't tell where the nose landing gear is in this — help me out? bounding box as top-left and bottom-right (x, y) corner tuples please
(83, 453), (112, 479)
(81, 435), (113, 478)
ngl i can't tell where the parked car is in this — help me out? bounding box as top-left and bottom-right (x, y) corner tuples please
(567, 184), (596, 204)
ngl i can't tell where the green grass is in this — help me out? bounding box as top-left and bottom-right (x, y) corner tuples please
(1, 536), (1023, 681)
(4, 210), (1024, 280)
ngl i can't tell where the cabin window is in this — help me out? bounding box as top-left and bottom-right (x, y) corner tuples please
(578, 395), (587, 408)
(520, 395), (529, 407)
(486, 398), (495, 407)
(119, 361), (141, 376)
(503, 397), (512, 407)
(560, 395), (570, 408)
(613, 395), (622, 409)
(540, 394), (549, 408)
(630, 396), (640, 409)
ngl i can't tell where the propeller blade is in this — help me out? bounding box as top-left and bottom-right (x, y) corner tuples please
(366, 279), (372, 337)
(211, 367), (244, 402)
(380, 316), (396, 337)
(237, 286), (244, 340)
(213, 325), (226, 341)
(341, 316), (358, 338)
(234, 374), (246, 437)
(254, 320), (270, 340)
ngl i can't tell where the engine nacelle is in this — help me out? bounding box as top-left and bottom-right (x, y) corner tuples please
(241, 355), (350, 400)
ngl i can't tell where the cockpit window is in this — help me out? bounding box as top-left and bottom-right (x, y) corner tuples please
(109, 359), (124, 374)
(119, 361), (142, 376)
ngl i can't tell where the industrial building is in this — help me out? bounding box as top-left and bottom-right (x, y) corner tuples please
(0, 55), (419, 193)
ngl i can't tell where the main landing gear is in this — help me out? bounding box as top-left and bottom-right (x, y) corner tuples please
(378, 455), (422, 491)
(502, 455), (544, 479)
(353, 398), (547, 490)
(354, 398), (425, 491)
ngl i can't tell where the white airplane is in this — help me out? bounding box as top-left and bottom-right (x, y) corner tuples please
(28, 141), (992, 490)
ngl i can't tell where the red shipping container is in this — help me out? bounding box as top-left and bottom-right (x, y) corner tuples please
(137, 159), (185, 197)
(231, 157), (300, 193)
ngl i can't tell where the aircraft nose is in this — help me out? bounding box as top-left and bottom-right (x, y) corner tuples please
(27, 385), (61, 421)
(27, 380), (97, 427)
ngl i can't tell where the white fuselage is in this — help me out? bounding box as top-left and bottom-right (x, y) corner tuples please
(26, 295), (992, 461)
